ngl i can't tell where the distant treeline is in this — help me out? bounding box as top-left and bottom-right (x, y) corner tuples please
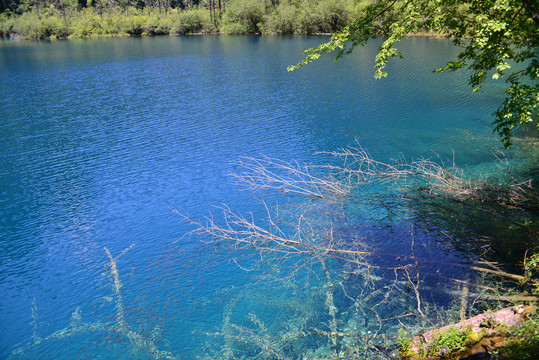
(0, 0), (372, 39)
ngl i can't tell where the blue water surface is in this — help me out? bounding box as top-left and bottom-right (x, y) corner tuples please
(0, 35), (537, 359)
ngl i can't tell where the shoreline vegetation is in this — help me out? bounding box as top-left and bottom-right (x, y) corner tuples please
(0, 0), (447, 40)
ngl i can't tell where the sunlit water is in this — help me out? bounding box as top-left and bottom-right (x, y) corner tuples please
(1, 35), (537, 359)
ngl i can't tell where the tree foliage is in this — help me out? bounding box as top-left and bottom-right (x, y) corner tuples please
(289, 0), (539, 148)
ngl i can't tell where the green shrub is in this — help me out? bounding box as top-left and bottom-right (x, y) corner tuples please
(122, 14), (148, 35)
(430, 326), (473, 356)
(154, 12), (175, 34)
(499, 254), (539, 359)
(149, 12), (175, 35)
(7, 11), (69, 39)
(69, 9), (103, 37)
(0, 14), (16, 38)
(40, 15), (69, 39)
(264, 3), (296, 35)
(347, 0), (371, 22)
(397, 328), (414, 357)
(293, 3), (322, 34)
(222, 0), (264, 34)
(10, 12), (40, 39)
(314, 0), (349, 33)
(500, 308), (539, 360)
(172, 9), (212, 34)
(263, 0), (358, 35)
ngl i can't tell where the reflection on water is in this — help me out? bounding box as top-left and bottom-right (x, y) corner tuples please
(0, 35), (537, 359)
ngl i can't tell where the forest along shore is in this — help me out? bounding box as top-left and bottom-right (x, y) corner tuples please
(0, 0), (439, 40)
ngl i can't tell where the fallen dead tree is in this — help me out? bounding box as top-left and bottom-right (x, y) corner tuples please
(179, 143), (538, 360)
(321, 144), (538, 214)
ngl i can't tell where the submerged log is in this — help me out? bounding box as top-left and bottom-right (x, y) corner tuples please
(401, 305), (534, 359)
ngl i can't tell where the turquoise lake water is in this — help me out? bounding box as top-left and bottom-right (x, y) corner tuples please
(1, 35), (537, 359)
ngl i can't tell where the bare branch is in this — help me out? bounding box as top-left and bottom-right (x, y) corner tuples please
(230, 155), (350, 199)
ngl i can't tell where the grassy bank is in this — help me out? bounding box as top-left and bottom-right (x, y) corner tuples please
(0, 0), (373, 40)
